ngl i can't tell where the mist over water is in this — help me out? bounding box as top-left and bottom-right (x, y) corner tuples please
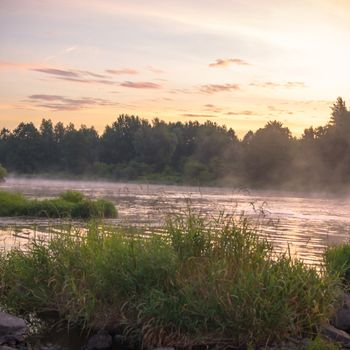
(1, 177), (350, 265)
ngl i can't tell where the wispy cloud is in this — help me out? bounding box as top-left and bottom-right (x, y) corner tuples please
(78, 70), (108, 79)
(209, 58), (250, 68)
(226, 110), (254, 116)
(32, 67), (118, 85)
(203, 104), (223, 113)
(120, 81), (162, 89)
(106, 68), (139, 75)
(45, 45), (78, 61)
(182, 113), (216, 118)
(28, 94), (118, 111)
(169, 88), (192, 94)
(200, 83), (240, 94)
(57, 77), (116, 85)
(266, 105), (295, 116)
(251, 81), (306, 88)
(32, 68), (80, 78)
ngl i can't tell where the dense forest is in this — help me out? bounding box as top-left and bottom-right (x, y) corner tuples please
(1, 97), (350, 190)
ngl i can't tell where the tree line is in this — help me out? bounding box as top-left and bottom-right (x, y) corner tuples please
(1, 97), (350, 190)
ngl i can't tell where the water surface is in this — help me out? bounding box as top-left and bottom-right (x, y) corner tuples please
(1, 177), (350, 265)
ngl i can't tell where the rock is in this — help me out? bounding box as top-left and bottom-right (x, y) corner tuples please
(16, 344), (28, 350)
(152, 348), (175, 350)
(113, 334), (126, 346)
(0, 346), (18, 350)
(0, 335), (18, 346)
(332, 307), (350, 332)
(0, 312), (27, 338)
(342, 293), (350, 309)
(38, 344), (63, 350)
(260, 339), (309, 350)
(321, 324), (350, 347)
(85, 331), (112, 350)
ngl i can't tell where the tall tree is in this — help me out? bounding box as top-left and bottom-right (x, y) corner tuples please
(243, 121), (293, 186)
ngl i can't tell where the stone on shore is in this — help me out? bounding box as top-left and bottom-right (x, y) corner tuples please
(85, 331), (112, 350)
(0, 312), (27, 338)
(0, 345), (18, 350)
(342, 293), (350, 309)
(321, 324), (350, 348)
(332, 308), (350, 332)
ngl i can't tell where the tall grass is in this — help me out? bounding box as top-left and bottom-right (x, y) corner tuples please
(324, 244), (350, 285)
(0, 190), (117, 219)
(0, 213), (341, 348)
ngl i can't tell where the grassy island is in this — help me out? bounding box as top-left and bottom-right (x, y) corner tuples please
(0, 190), (117, 219)
(0, 213), (342, 349)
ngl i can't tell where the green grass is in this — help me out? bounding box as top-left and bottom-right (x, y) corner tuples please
(0, 213), (341, 349)
(324, 244), (350, 285)
(305, 335), (341, 350)
(0, 190), (117, 219)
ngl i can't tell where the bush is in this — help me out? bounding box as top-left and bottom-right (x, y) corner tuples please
(0, 214), (340, 349)
(0, 190), (117, 219)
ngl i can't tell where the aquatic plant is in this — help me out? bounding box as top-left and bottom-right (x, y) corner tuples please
(0, 190), (117, 219)
(0, 213), (340, 349)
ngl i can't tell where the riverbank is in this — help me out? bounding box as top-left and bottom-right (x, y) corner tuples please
(0, 213), (345, 349)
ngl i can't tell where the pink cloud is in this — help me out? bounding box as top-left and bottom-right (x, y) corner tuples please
(32, 67), (118, 85)
(106, 68), (139, 75)
(28, 94), (118, 111)
(200, 83), (240, 94)
(32, 68), (80, 78)
(209, 58), (250, 67)
(203, 104), (223, 113)
(226, 110), (254, 116)
(182, 113), (216, 118)
(120, 81), (161, 89)
(251, 81), (306, 88)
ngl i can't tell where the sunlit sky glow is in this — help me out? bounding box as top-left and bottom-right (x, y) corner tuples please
(1, 0), (350, 137)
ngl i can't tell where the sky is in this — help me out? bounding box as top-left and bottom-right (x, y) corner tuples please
(1, 0), (350, 138)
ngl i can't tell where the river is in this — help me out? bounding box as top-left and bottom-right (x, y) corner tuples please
(1, 177), (350, 265)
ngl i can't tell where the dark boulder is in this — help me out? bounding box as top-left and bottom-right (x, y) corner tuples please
(0, 312), (27, 338)
(37, 344), (63, 350)
(0, 345), (19, 350)
(321, 324), (350, 348)
(332, 308), (350, 332)
(85, 331), (112, 350)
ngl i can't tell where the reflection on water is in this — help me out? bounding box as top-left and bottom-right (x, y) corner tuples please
(1, 177), (350, 265)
